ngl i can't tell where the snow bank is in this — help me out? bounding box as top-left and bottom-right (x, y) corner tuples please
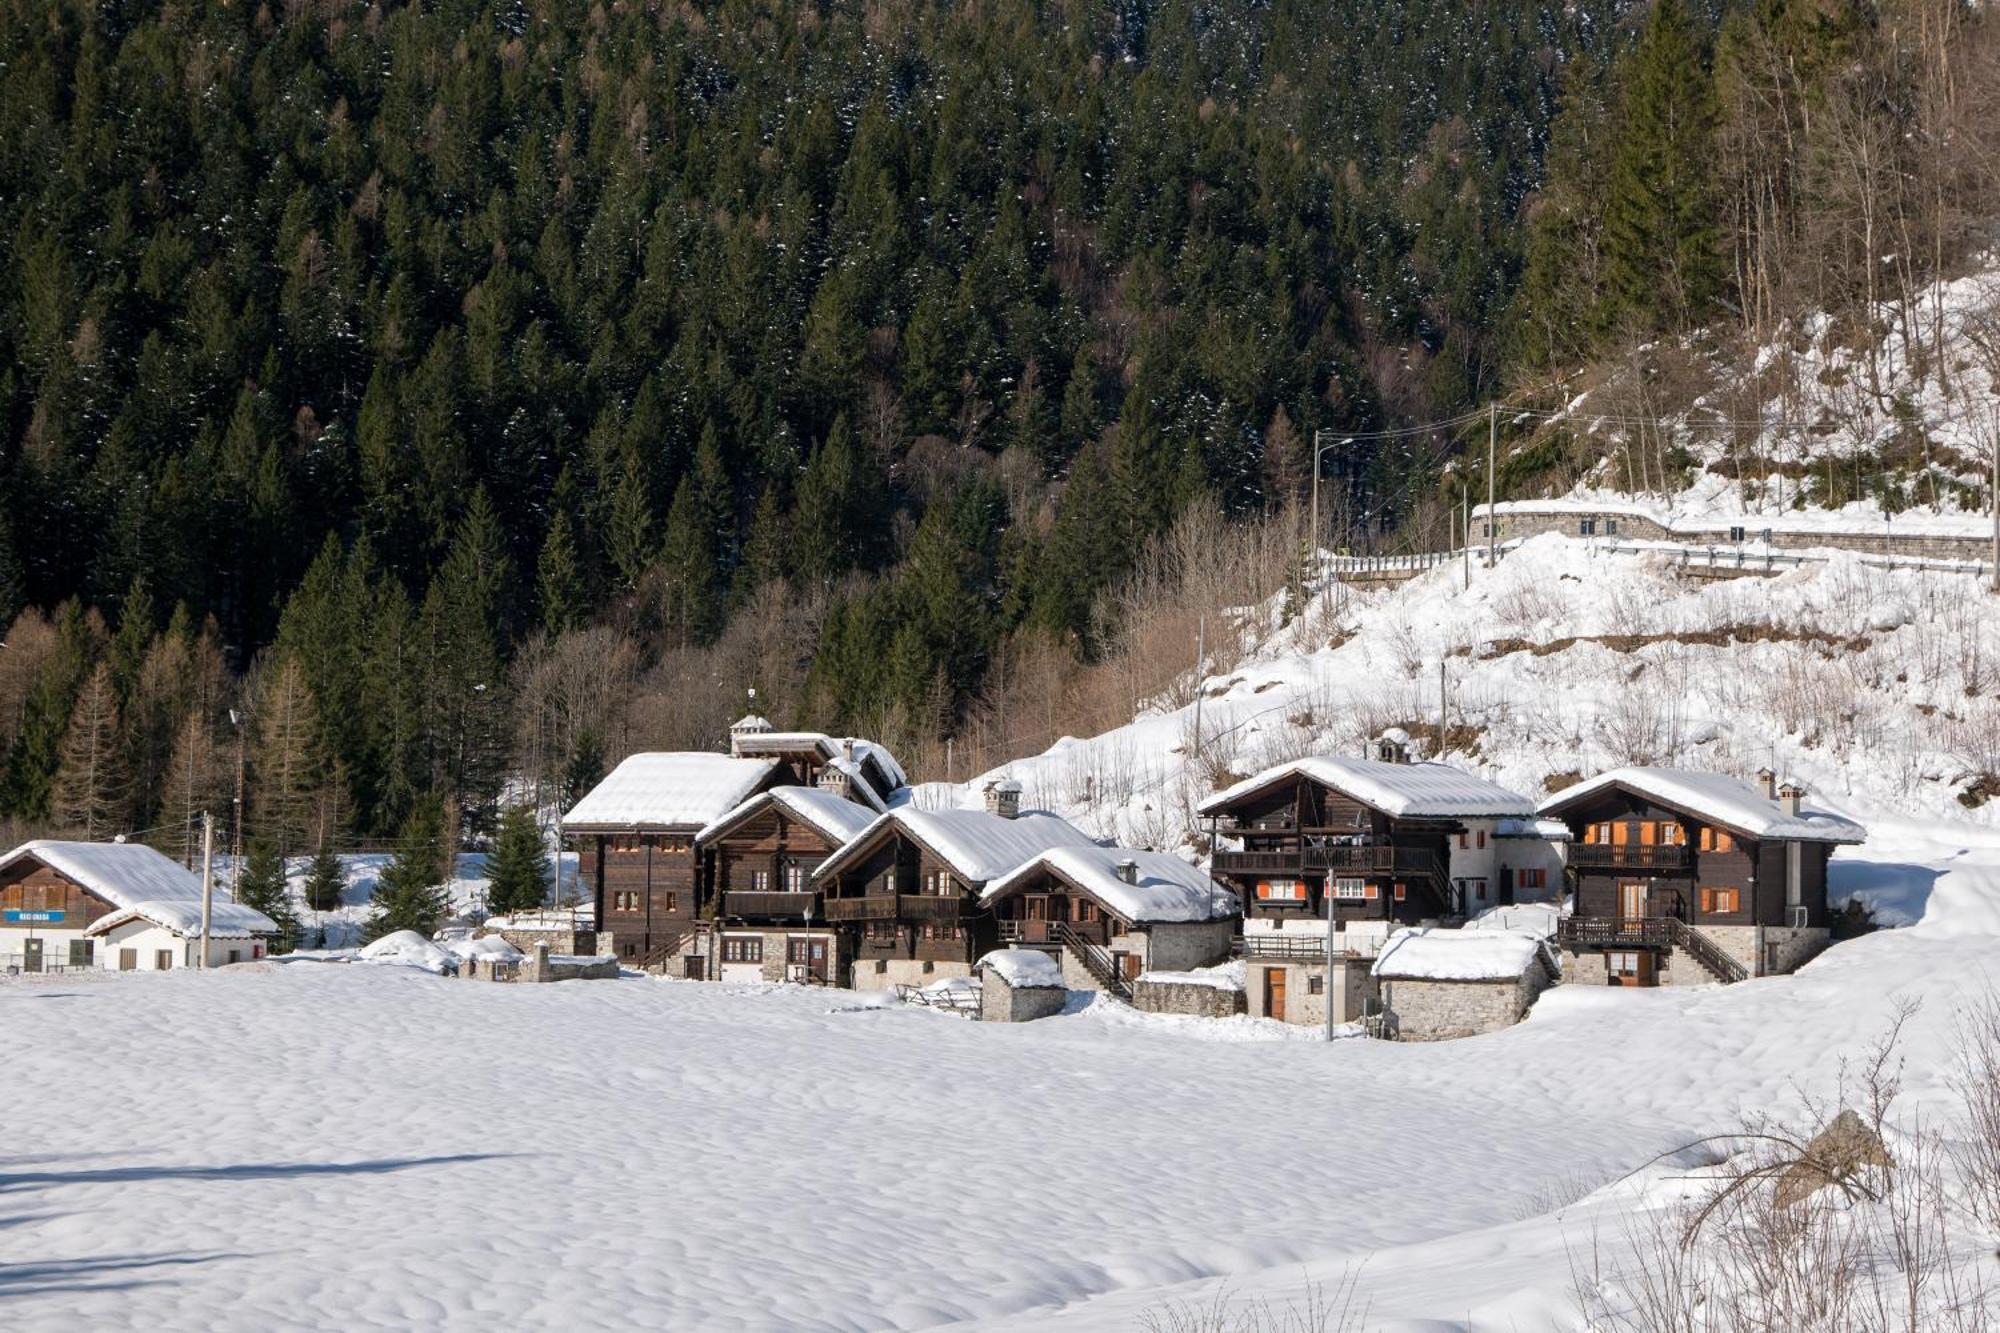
(355, 930), (454, 973)
(1137, 959), (1246, 991)
(977, 948), (1065, 989)
(1372, 927), (1546, 982)
(444, 934), (524, 963)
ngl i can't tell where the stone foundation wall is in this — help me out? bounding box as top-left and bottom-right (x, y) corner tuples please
(469, 945), (620, 983)
(1243, 959), (1377, 1026)
(980, 972), (1067, 1023)
(850, 956), (973, 992)
(487, 925), (597, 957)
(1378, 964), (1550, 1041)
(1144, 920), (1238, 973)
(1698, 924), (1830, 977)
(1131, 979), (1245, 1019)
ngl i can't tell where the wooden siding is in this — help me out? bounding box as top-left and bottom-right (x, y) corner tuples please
(0, 861), (119, 928)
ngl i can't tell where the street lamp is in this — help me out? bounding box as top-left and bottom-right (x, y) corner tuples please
(1309, 429), (1349, 575)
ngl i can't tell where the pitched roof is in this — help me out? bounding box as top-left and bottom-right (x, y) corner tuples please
(1198, 757), (1539, 820)
(560, 753), (781, 831)
(1537, 768), (1867, 844)
(981, 846), (1237, 923)
(0, 840), (280, 939)
(813, 807), (1097, 884)
(695, 785), (880, 848)
(976, 948), (1065, 989)
(726, 731), (908, 807)
(1372, 927), (1550, 982)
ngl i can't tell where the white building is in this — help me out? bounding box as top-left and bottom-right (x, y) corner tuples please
(0, 840), (280, 973)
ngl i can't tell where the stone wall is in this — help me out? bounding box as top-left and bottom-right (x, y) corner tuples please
(1144, 919), (1237, 973)
(1242, 958), (1377, 1026)
(1698, 924), (1830, 978)
(1378, 963), (1550, 1041)
(469, 944), (620, 983)
(1131, 978), (1244, 1019)
(980, 971), (1068, 1023)
(488, 924), (597, 957)
(850, 956), (974, 992)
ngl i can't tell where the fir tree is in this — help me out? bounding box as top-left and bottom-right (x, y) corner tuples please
(365, 799), (453, 941)
(252, 655), (324, 858)
(238, 841), (302, 953)
(303, 845), (346, 915)
(485, 803), (551, 916)
(535, 511), (585, 636)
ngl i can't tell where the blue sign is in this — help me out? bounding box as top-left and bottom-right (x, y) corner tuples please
(3, 909), (64, 924)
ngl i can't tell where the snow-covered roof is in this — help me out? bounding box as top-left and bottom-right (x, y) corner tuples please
(976, 948), (1065, 989)
(1494, 817), (1573, 841)
(1538, 768), (1867, 844)
(695, 785), (881, 848)
(981, 846), (1236, 923)
(561, 753), (781, 831)
(1373, 928), (1550, 982)
(813, 808), (1098, 884)
(1198, 757), (1539, 820)
(87, 898), (280, 940)
(356, 930), (454, 972)
(0, 840), (278, 937)
(726, 730), (909, 801)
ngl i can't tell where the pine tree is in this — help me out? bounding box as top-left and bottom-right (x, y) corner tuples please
(606, 451), (656, 591)
(238, 841), (301, 952)
(252, 654), (324, 857)
(303, 845), (346, 914)
(0, 600), (94, 821)
(656, 475), (718, 645)
(795, 414), (869, 581)
(1602, 0), (1724, 330)
(535, 510), (585, 636)
(485, 803), (551, 916)
(50, 663), (130, 837)
(365, 799), (453, 940)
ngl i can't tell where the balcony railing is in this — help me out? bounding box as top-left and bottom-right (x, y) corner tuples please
(1213, 843), (1448, 881)
(899, 895), (971, 923)
(721, 890), (821, 919)
(820, 893), (971, 923)
(822, 894), (899, 921)
(1557, 916), (1671, 948)
(1238, 933), (1387, 961)
(1568, 843), (1693, 871)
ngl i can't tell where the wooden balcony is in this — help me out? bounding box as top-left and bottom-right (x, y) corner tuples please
(1568, 844), (1693, 872)
(1557, 916), (1671, 948)
(1213, 843), (1446, 880)
(721, 890), (821, 919)
(822, 894), (899, 921)
(899, 894), (972, 923)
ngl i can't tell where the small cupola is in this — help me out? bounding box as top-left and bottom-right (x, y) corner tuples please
(1374, 729), (1411, 765)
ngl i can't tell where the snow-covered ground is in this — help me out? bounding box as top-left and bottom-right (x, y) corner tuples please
(1, 814), (1996, 1329)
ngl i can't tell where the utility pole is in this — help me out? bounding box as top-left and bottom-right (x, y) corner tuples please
(1486, 401), (1498, 568)
(1190, 615), (1207, 775)
(1438, 657), (1448, 760)
(230, 707), (247, 905)
(1323, 886), (1337, 1043)
(1990, 404), (1998, 593)
(198, 811), (215, 970)
(1461, 486), (1470, 587)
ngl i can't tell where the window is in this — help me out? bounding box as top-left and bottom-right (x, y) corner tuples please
(68, 939), (92, 967)
(1256, 879), (1305, 902)
(228, 949), (241, 964)
(1657, 822), (1686, 846)
(1077, 899), (1101, 923)
(1518, 868), (1546, 891)
(155, 950), (174, 971)
(1729, 525), (1746, 542)
(1579, 519), (1597, 536)
(1457, 832), (1469, 850)
(1308, 975), (1325, 995)
(1604, 519), (1619, 535)
(1334, 878), (1369, 900)
(921, 923), (962, 941)
(788, 938), (814, 963)
(611, 890), (638, 913)
(722, 937), (764, 964)
(663, 893), (677, 914)
(784, 864), (806, 893)
(1393, 882), (1407, 901)
(1608, 951), (1640, 980)
(1584, 821), (1614, 845)
(1699, 828), (1736, 854)
(1700, 887), (1742, 914)
(751, 869), (771, 891)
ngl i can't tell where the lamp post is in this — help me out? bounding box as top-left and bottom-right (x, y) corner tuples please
(1309, 429), (1349, 579)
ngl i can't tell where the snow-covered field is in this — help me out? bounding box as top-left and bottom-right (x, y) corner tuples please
(3, 812), (1997, 1330)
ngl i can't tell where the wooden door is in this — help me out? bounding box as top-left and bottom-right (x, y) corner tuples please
(22, 938), (41, 973)
(1266, 968), (1288, 1022)
(684, 956), (705, 981)
(808, 938), (829, 981)
(118, 948), (137, 971)
(1119, 952), (1141, 982)
(1618, 880), (1647, 921)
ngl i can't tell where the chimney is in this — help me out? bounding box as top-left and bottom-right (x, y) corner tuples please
(1756, 767), (1777, 801)
(984, 778), (1022, 819)
(1778, 781), (1805, 817)
(817, 763), (852, 802)
(1115, 858), (1139, 885)
(728, 709), (773, 756)
(1375, 729), (1410, 765)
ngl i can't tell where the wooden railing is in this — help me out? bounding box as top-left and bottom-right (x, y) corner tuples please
(1569, 843), (1693, 871)
(1054, 921), (1129, 999)
(822, 894), (899, 921)
(821, 893), (969, 923)
(1556, 916), (1671, 948)
(635, 928), (697, 971)
(721, 890), (820, 919)
(1666, 919), (1750, 984)
(1213, 844), (1449, 881)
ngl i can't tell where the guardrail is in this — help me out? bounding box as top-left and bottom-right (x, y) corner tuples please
(1556, 916), (1671, 948)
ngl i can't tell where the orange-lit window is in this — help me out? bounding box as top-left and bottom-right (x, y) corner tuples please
(1700, 887), (1741, 914)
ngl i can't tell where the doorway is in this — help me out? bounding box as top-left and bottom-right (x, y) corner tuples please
(22, 938), (42, 973)
(1618, 880), (1648, 922)
(1265, 967), (1288, 1022)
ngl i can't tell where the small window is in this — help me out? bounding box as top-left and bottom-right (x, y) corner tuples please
(1579, 519), (1597, 536)
(1308, 975), (1325, 995)
(1393, 882), (1407, 901)
(1333, 878), (1369, 900)
(1604, 519), (1619, 535)
(1700, 887), (1742, 914)
(1457, 832), (1469, 850)
(1518, 868), (1546, 890)
(68, 939), (93, 968)
(751, 869), (771, 891)
(663, 893), (678, 913)
(788, 938), (813, 963)
(228, 949), (241, 964)
(1257, 879), (1305, 902)
(1729, 525), (1746, 542)
(1476, 830), (1487, 850)
(1699, 828), (1736, 854)
(784, 864), (806, 893)
(155, 950), (174, 971)
(722, 937), (763, 964)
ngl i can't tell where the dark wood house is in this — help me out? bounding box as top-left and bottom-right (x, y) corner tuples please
(1197, 753), (1553, 1026)
(692, 784), (880, 984)
(1538, 767), (1865, 986)
(811, 783), (1098, 991)
(561, 752), (784, 970)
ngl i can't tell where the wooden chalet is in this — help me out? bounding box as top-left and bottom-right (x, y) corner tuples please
(561, 751), (784, 970)
(0, 840), (278, 973)
(724, 715), (905, 812)
(978, 846), (1238, 998)
(1197, 748), (1557, 1026)
(810, 781), (1098, 991)
(693, 783), (880, 984)
(1538, 767), (1865, 986)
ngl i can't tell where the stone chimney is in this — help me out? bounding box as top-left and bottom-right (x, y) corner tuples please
(1778, 781), (1805, 817)
(1375, 729), (1411, 765)
(728, 710), (773, 756)
(1756, 767), (1777, 801)
(1115, 857), (1139, 885)
(817, 762), (852, 802)
(983, 778), (1022, 819)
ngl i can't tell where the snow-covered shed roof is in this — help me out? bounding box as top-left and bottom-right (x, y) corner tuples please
(561, 753), (781, 831)
(86, 898), (280, 940)
(1373, 928), (1550, 982)
(1495, 817), (1574, 841)
(0, 840), (258, 923)
(813, 808), (1097, 884)
(976, 948), (1065, 989)
(1537, 768), (1867, 844)
(1198, 757), (1539, 820)
(695, 785), (881, 848)
(981, 846), (1237, 923)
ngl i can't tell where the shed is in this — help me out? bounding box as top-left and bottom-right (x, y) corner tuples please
(975, 948), (1069, 1023)
(1371, 928), (1556, 1041)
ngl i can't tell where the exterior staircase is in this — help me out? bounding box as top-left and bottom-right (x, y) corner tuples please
(636, 928), (697, 974)
(1052, 922), (1131, 999)
(1665, 919), (1749, 984)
